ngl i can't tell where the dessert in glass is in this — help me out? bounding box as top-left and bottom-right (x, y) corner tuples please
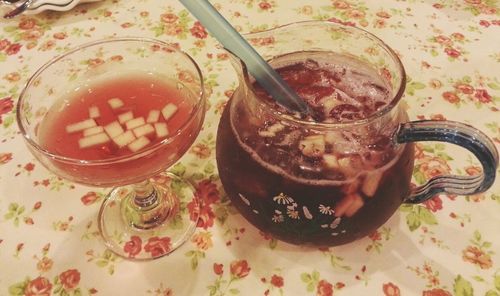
(17, 38), (206, 260)
(216, 21), (498, 246)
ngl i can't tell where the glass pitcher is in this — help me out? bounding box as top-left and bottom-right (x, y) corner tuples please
(215, 21), (498, 246)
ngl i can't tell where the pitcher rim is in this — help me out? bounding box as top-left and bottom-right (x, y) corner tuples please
(234, 20), (407, 129)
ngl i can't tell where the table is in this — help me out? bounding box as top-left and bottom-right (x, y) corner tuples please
(1, 1), (499, 295)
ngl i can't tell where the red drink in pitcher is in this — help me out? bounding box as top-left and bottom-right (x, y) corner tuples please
(216, 52), (414, 246)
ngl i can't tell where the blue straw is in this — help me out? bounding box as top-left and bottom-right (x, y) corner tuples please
(179, 0), (311, 115)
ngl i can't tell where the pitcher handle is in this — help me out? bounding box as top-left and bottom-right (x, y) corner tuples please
(395, 120), (498, 203)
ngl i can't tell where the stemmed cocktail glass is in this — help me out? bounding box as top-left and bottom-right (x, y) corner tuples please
(16, 38), (206, 260)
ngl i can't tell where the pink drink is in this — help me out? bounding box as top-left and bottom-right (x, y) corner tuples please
(38, 74), (202, 186)
(216, 52), (414, 246)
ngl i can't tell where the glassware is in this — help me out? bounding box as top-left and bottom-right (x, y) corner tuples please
(17, 38), (206, 260)
(215, 21), (498, 246)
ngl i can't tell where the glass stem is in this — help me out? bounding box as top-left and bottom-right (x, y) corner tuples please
(123, 179), (174, 230)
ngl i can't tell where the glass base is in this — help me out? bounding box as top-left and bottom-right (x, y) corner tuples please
(98, 172), (200, 260)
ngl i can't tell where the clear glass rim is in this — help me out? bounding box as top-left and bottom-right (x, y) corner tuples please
(239, 20), (407, 129)
(16, 37), (206, 166)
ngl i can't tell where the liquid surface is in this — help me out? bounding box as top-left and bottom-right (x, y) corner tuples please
(39, 74), (193, 160)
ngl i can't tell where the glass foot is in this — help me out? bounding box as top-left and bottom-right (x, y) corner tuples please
(98, 172), (200, 260)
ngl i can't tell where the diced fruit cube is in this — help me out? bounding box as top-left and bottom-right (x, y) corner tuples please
(112, 130), (136, 147)
(133, 124), (155, 138)
(78, 133), (110, 149)
(107, 97), (124, 109)
(258, 122), (285, 137)
(125, 117), (145, 130)
(104, 121), (124, 138)
(66, 119), (97, 133)
(323, 154), (339, 169)
(89, 106), (100, 118)
(154, 123), (169, 138)
(344, 194), (364, 217)
(161, 103), (178, 121)
(298, 134), (325, 158)
(334, 194), (364, 217)
(118, 111), (134, 124)
(361, 171), (383, 197)
(128, 136), (150, 152)
(146, 110), (161, 123)
(83, 126), (104, 137)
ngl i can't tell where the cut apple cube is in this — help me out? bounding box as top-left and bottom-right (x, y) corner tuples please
(323, 154), (339, 169)
(361, 171), (383, 197)
(344, 194), (364, 217)
(83, 126), (104, 137)
(66, 119), (97, 133)
(133, 124), (155, 138)
(298, 134), (325, 158)
(146, 110), (161, 123)
(104, 121), (124, 138)
(78, 133), (110, 149)
(108, 97), (124, 109)
(161, 103), (178, 121)
(334, 194), (355, 217)
(112, 130), (136, 147)
(118, 111), (134, 124)
(154, 123), (169, 138)
(125, 117), (145, 130)
(128, 136), (150, 152)
(89, 106), (100, 118)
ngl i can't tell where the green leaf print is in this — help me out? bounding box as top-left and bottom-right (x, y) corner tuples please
(454, 275), (474, 296)
(418, 207), (438, 225)
(8, 278), (28, 296)
(487, 82), (500, 90)
(485, 290), (500, 296)
(406, 211), (421, 231)
(495, 273), (500, 291)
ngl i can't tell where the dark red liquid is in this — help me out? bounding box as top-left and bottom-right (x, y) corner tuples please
(216, 56), (414, 246)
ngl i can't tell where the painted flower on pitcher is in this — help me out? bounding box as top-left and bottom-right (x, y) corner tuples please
(59, 269), (81, 290)
(24, 276), (53, 296)
(123, 235), (142, 258)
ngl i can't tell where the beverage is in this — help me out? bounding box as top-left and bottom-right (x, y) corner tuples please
(216, 52), (414, 246)
(37, 73), (203, 186)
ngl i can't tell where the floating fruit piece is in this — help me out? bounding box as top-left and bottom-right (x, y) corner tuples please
(146, 110), (160, 123)
(104, 121), (124, 138)
(112, 130), (136, 147)
(89, 106), (100, 118)
(161, 103), (178, 121)
(125, 117), (145, 130)
(128, 136), (150, 152)
(78, 133), (110, 149)
(154, 123), (169, 138)
(133, 124), (155, 138)
(66, 119), (97, 133)
(83, 126), (104, 137)
(107, 97), (124, 109)
(118, 111), (134, 124)
(298, 134), (325, 157)
(344, 194), (364, 217)
(361, 171), (383, 197)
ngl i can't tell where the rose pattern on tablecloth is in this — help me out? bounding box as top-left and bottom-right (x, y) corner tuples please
(0, 1), (499, 295)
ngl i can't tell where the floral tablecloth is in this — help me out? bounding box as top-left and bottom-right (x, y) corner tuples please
(1, 0), (500, 295)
